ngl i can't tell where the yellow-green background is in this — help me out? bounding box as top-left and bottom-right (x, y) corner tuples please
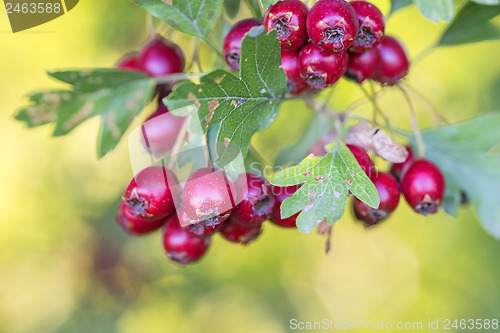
(1, 1), (500, 332)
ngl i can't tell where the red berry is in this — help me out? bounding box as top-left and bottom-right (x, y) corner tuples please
(141, 103), (186, 156)
(231, 173), (275, 225)
(390, 146), (414, 181)
(223, 19), (262, 71)
(182, 168), (236, 227)
(220, 218), (263, 245)
(117, 53), (142, 71)
(281, 50), (308, 95)
(264, 0), (309, 51)
(345, 47), (380, 83)
(123, 166), (178, 220)
(270, 185), (301, 228)
(373, 36), (410, 85)
(306, 0), (359, 52)
(139, 36), (185, 77)
(401, 159), (445, 215)
(353, 172), (400, 227)
(349, 1), (385, 53)
(299, 42), (349, 89)
(346, 144), (374, 176)
(179, 208), (222, 238)
(162, 214), (211, 265)
(116, 202), (167, 235)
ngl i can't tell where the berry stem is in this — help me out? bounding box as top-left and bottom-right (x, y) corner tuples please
(358, 83), (392, 131)
(397, 84), (426, 158)
(400, 83), (449, 125)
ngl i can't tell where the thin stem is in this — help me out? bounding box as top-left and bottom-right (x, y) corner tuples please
(397, 84), (425, 158)
(400, 83), (449, 125)
(205, 38), (224, 59)
(321, 86), (336, 112)
(412, 45), (435, 65)
(167, 118), (190, 169)
(359, 83), (392, 132)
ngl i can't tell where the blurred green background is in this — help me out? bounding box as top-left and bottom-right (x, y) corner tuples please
(1, 1), (500, 332)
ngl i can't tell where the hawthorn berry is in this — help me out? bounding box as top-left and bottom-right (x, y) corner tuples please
(123, 166), (178, 220)
(281, 50), (308, 95)
(353, 172), (400, 227)
(346, 144), (374, 176)
(182, 168), (236, 227)
(345, 47), (380, 83)
(401, 159), (445, 215)
(264, 0), (309, 51)
(231, 173), (275, 225)
(306, 0), (359, 53)
(179, 207), (222, 238)
(139, 36), (185, 77)
(390, 146), (414, 181)
(117, 53), (141, 71)
(349, 1), (385, 53)
(116, 202), (167, 235)
(220, 218), (263, 245)
(270, 185), (301, 228)
(373, 36), (410, 85)
(299, 42), (349, 89)
(223, 19), (262, 71)
(162, 214), (211, 265)
(142, 103), (185, 155)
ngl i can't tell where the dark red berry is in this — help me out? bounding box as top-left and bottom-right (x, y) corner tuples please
(346, 144), (374, 176)
(116, 202), (167, 235)
(353, 172), (400, 227)
(117, 53), (142, 71)
(401, 159), (445, 215)
(123, 166), (178, 220)
(390, 146), (414, 181)
(281, 50), (308, 95)
(182, 168), (236, 227)
(231, 173), (275, 225)
(373, 36), (410, 85)
(142, 103), (186, 156)
(264, 0), (309, 51)
(223, 19), (262, 71)
(270, 185), (301, 228)
(299, 42), (349, 89)
(306, 0), (359, 52)
(345, 47), (380, 83)
(139, 36), (185, 77)
(220, 218), (263, 245)
(162, 214), (211, 265)
(349, 1), (385, 53)
(179, 207), (222, 238)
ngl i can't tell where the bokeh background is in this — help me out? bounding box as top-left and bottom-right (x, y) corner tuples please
(1, 1), (500, 332)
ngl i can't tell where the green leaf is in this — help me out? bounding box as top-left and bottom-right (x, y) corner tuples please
(166, 27), (287, 167)
(244, 0), (263, 19)
(471, 0), (500, 5)
(16, 69), (156, 158)
(130, 0), (223, 45)
(224, 0), (241, 18)
(438, 2), (500, 46)
(271, 141), (380, 234)
(260, 0), (278, 8)
(413, 0), (454, 22)
(411, 112), (500, 238)
(388, 0), (413, 17)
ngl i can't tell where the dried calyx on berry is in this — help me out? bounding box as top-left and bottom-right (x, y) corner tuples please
(264, 0), (309, 51)
(349, 1), (385, 53)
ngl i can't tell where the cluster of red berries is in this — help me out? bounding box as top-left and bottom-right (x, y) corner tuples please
(116, 166), (301, 265)
(312, 140), (446, 227)
(223, 0), (409, 93)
